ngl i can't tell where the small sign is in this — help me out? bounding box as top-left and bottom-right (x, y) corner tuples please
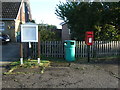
(85, 31), (94, 45)
(21, 22), (38, 42)
(89, 38), (92, 43)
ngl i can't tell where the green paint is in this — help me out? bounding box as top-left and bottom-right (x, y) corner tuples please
(64, 40), (76, 61)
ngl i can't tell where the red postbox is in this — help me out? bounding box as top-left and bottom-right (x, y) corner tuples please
(85, 31), (94, 45)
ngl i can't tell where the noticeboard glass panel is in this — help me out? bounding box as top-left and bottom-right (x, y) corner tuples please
(21, 25), (38, 42)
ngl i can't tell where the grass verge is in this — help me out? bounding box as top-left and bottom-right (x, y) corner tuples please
(3, 60), (50, 75)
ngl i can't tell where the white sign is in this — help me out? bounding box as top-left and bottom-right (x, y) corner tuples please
(89, 38), (92, 43)
(21, 22), (38, 42)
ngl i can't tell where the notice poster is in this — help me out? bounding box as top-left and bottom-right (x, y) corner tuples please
(21, 23), (38, 42)
(89, 38), (92, 43)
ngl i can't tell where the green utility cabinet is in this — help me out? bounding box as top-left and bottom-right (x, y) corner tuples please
(64, 40), (76, 61)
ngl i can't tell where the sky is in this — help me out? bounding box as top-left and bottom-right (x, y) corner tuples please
(29, 0), (66, 29)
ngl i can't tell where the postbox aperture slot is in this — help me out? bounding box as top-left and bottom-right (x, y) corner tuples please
(70, 42), (74, 45)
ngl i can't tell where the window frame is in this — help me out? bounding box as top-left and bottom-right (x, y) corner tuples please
(0, 22), (5, 31)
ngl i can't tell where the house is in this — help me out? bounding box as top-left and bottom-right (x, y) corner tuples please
(0, 0), (32, 42)
(61, 23), (71, 41)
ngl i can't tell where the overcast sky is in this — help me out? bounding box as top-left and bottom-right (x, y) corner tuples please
(29, 0), (66, 29)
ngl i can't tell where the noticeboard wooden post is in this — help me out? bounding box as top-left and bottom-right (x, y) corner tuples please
(38, 31), (40, 63)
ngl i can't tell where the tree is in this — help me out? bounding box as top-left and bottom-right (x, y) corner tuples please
(38, 24), (60, 41)
(38, 24), (57, 31)
(30, 20), (36, 23)
(55, 2), (120, 41)
(39, 30), (56, 41)
(95, 24), (120, 41)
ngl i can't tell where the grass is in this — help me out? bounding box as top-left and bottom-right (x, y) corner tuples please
(3, 56), (119, 74)
(76, 56), (119, 60)
(71, 56), (119, 64)
(3, 59), (51, 75)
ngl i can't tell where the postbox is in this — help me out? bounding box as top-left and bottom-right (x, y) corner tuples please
(85, 31), (94, 45)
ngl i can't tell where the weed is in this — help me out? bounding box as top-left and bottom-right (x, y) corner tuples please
(3, 60), (51, 75)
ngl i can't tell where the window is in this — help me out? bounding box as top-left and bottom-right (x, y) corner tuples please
(0, 22), (5, 31)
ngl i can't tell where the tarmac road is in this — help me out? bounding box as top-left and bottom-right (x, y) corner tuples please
(2, 62), (119, 88)
(0, 43), (20, 65)
(1, 43), (120, 88)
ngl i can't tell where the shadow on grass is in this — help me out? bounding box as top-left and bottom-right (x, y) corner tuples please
(41, 56), (119, 65)
(74, 56), (119, 65)
(2, 56), (119, 74)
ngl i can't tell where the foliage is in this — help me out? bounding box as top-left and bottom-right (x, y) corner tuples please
(39, 30), (56, 41)
(55, 2), (120, 40)
(38, 24), (61, 41)
(38, 24), (57, 30)
(95, 24), (120, 40)
(30, 20), (36, 23)
(4, 60), (50, 74)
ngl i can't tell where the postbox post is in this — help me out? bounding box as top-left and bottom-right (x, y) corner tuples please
(87, 45), (90, 62)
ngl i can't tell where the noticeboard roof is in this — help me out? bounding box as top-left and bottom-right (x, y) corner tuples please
(22, 22), (37, 25)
